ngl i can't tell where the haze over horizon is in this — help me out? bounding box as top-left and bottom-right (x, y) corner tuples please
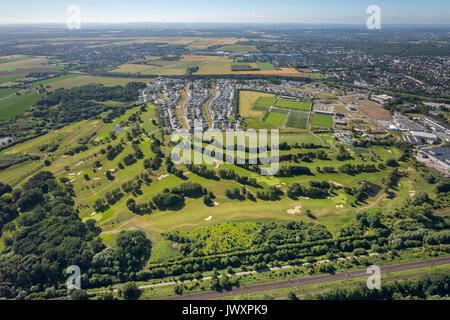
(0, 0), (448, 25)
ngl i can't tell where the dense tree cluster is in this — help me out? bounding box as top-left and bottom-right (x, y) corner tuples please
(306, 271), (450, 300)
(275, 165), (312, 177)
(187, 164), (219, 180)
(287, 181), (332, 199)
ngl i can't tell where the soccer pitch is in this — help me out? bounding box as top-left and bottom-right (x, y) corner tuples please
(275, 99), (311, 111)
(286, 111), (309, 129)
(311, 113), (333, 128)
(264, 111), (287, 126)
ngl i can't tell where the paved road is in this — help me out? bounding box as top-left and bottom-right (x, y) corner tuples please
(157, 255), (450, 300)
(127, 222), (156, 245)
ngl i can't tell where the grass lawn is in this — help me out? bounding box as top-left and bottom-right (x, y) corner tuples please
(311, 113), (333, 128)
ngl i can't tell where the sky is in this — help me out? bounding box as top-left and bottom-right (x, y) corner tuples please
(0, 0), (448, 24)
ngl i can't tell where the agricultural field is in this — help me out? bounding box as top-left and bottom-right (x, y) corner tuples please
(0, 88), (18, 99)
(0, 90), (42, 120)
(44, 75), (149, 89)
(112, 55), (305, 76)
(311, 113), (333, 128)
(257, 62), (275, 71)
(275, 99), (311, 111)
(215, 44), (260, 53)
(264, 111), (287, 126)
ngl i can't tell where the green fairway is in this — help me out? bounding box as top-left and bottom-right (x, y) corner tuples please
(0, 90), (42, 120)
(286, 111), (309, 129)
(311, 113), (333, 128)
(264, 111), (287, 126)
(275, 99), (311, 111)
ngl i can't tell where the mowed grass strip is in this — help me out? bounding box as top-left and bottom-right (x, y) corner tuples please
(275, 99), (311, 111)
(264, 111), (287, 126)
(0, 90), (42, 120)
(286, 111), (309, 129)
(311, 113), (333, 128)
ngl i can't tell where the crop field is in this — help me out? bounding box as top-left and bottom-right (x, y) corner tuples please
(215, 44), (260, 53)
(257, 62), (274, 70)
(286, 111), (309, 129)
(311, 113), (333, 128)
(45, 75), (148, 89)
(29, 74), (79, 87)
(275, 99), (311, 111)
(112, 55), (304, 76)
(112, 58), (203, 75)
(0, 88), (19, 99)
(264, 111), (287, 126)
(0, 90), (42, 120)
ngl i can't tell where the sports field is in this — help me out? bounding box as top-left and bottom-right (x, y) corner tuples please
(275, 99), (311, 111)
(311, 113), (333, 128)
(255, 97), (277, 107)
(264, 111), (287, 126)
(286, 111), (309, 129)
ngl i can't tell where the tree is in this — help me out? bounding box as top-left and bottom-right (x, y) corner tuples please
(118, 282), (141, 300)
(288, 291), (299, 300)
(69, 289), (89, 300)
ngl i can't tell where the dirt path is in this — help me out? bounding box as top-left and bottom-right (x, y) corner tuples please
(356, 192), (386, 213)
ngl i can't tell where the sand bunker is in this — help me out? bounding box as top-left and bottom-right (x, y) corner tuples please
(330, 181), (343, 187)
(287, 205), (302, 214)
(204, 216), (212, 221)
(158, 174), (170, 181)
(336, 204), (344, 208)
